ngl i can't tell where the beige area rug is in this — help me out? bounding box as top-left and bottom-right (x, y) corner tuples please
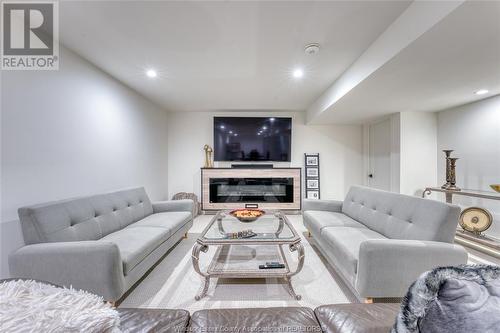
(119, 215), (357, 311)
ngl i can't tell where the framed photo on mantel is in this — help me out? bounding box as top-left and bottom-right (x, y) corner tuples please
(304, 153), (320, 200)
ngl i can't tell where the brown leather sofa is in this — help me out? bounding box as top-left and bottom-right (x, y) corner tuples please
(118, 304), (400, 333)
(2, 278), (399, 332)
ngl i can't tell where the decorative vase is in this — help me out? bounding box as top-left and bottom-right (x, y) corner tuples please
(203, 144), (214, 168)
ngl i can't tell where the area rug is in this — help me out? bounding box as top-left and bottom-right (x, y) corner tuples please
(119, 215), (357, 311)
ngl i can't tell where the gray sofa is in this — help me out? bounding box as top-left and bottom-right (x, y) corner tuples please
(9, 187), (193, 302)
(303, 185), (468, 299)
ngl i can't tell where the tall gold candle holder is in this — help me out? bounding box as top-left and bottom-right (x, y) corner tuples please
(441, 150), (453, 189)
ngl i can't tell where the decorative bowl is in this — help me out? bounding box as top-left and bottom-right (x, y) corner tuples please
(230, 209), (265, 223)
(490, 184), (500, 193)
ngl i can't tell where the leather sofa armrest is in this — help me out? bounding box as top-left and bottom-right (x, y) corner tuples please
(356, 239), (468, 298)
(9, 241), (124, 301)
(303, 199), (343, 212)
(152, 199), (194, 213)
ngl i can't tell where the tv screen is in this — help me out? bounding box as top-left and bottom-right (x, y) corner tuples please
(214, 117), (292, 162)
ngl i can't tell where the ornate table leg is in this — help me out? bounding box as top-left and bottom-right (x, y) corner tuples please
(192, 242), (210, 300)
(285, 241), (305, 300)
(284, 277), (301, 300)
(275, 213), (284, 237)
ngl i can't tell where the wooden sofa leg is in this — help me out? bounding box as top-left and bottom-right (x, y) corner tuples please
(364, 298), (373, 304)
(184, 232), (188, 239)
(307, 231), (311, 238)
(107, 301), (117, 308)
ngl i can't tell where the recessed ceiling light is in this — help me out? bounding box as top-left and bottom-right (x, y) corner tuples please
(234, 133), (238, 136)
(146, 69), (157, 78)
(229, 131), (233, 134)
(262, 126), (267, 130)
(220, 125), (225, 129)
(293, 68), (304, 79)
(475, 89), (489, 95)
(269, 117), (275, 121)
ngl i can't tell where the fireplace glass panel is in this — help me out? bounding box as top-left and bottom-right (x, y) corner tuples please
(209, 177), (294, 203)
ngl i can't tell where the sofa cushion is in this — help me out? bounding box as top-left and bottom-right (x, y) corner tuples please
(127, 211), (191, 235)
(99, 227), (170, 275)
(189, 307), (321, 333)
(18, 187), (154, 244)
(304, 211), (366, 236)
(342, 186), (460, 242)
(322, 227), (386, 279)
(315, 303), (399, 333)
(117, 308), (190, 333)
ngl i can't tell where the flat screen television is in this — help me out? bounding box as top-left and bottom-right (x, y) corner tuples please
(214, 117), (292, 162)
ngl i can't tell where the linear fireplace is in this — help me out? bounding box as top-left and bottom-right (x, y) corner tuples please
(201, 168), (301, 211)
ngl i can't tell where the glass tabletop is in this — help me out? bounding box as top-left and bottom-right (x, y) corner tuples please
(200, 211), (298, 243)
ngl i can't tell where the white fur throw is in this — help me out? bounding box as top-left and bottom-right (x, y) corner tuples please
(0, 280), (120, 333)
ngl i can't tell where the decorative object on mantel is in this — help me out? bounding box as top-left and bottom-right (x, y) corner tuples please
(172, 192), (200, 217)
(490, 184), (500, 193)
(459, 207), (493, 236)
(304, 153), (320, 200)
(203, 144), (214, 168)
(422, 187), (500, 259)
(441, 150), (460, 191)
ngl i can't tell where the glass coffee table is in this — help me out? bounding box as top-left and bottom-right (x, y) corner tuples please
(192, 210), (304, 300)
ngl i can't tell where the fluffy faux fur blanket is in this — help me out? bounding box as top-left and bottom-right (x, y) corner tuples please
(0, 279), (120, 333)
(392, 264), (500, 333)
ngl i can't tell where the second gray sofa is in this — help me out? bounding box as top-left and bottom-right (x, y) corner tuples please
(303, 185), (467, 299)
(9, 187), (193, 302)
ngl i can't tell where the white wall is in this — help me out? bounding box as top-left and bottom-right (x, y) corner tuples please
(437, 95), (500, 239)
(0, 47), (170, 278)
(399, 111), (438, 196)
(167, 111), (363, 201)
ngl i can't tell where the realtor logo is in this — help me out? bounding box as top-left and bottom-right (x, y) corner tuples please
(1, 1), (59, 70)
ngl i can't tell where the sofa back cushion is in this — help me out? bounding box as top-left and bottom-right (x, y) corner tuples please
(342, 186), (460, 242)
(18, 187), (153, 244)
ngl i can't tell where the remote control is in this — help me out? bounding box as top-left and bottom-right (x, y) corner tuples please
(259, 263), (285, 269)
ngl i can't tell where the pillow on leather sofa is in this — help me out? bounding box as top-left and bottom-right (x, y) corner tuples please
(392, 264), (500, 333)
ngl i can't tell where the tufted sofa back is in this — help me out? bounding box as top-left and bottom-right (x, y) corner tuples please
(18, 187), (153, 245)
(342, 186), (460, 243)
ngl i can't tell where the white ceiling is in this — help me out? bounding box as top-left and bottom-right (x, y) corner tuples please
(59, 1), (500, 123)
(311, 0), (500, 124)
(59, 1), (411, 112)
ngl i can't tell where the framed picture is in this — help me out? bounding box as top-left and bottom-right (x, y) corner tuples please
(305, 156), (318, 166)
(306, 167), (319, 177)
(304, 153), (320, 199)
(307, 179), (319, 189)
(307, 190), (319, 200)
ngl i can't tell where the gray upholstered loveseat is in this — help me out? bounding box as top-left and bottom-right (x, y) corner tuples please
(303, 185), (468, 299)
(9, 187), (193, 302)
